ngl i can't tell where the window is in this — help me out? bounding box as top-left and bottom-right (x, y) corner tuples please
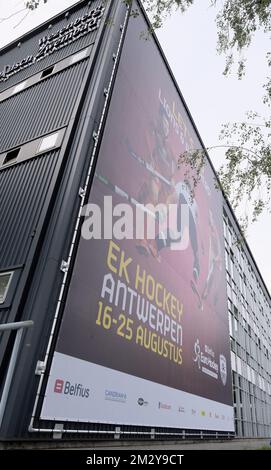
(40, 66), (54, 79)
(70, 48), (89, 65)
(37, 132), (59, 154)
(3, 148), (20, 166)
(0, 271), (13, 304)
(12, 81), (27, 95)
(229, 313), (233, 336)
(228, 228), (233, 247)
(230, 256), (234, 279)
(225, 250), (229, 271)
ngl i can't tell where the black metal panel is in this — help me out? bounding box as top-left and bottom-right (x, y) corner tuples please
(0, 308), (11, 391)
(0, 150), (60, 268)
(0, 0), (104, 92)
(0, 308), (11, 349)
(0, 61), (87, 153)
(0, 308), (10, 325)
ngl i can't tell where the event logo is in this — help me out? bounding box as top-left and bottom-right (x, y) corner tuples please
(53, 379), (90, 398)
(158, 88), (194, 151)
(104, 389), (127, 403)
(219, 354), (227, 386)
(193, 339), (219, 379)
(193, 339), (201, 369)
(137, 397), (148, 406)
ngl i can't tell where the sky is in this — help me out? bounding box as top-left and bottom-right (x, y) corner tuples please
(0, 0), (270, 291)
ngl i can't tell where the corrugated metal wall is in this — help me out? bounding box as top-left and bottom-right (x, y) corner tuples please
(0, 149), (62, 378)
(0, 150), (60, 269)
(0, 0), (104, 92)
(0, 61), (87, 153)
(0, 0), (114, 439)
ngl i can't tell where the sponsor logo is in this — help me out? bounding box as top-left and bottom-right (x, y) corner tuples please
(54, 379), (90, 398)
(219, 354), (227, 385)
(54, 379), (64, 394)
(200, 410), (206, 417)
(104, 389), (127, 403)
(178, 406), (185, 413)
(158, 401), (171, 410)
(137, 397), (148, 406)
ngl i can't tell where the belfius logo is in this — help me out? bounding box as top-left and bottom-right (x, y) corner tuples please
(54, 379), (90, 398)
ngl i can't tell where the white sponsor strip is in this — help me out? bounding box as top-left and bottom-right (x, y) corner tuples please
(41, 352), (234, 432)
(202, 367), (218, 379)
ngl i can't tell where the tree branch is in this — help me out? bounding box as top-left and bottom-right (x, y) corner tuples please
(0, 8), (26, 23)
(178, 144), (261, 165)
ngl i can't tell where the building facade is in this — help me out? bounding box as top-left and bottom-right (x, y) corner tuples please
(223, 205), (271, 437)
(0, 0), (270, 440)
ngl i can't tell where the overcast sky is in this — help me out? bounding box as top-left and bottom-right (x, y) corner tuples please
(0, 0), (270, 291)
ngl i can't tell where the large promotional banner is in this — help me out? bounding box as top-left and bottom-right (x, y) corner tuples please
(41, 2), (234, 431)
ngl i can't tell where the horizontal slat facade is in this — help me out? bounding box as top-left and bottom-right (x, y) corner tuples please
(0, 150), (60, 268)
(0, 60), (87, 153)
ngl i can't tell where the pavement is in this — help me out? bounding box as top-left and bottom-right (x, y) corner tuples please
(1, 438), (271, 450)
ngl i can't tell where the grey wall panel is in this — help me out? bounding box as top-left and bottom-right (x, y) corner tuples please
(0, 0), (104, 92)
(0, 61), (87, 153)
(0, 150), (60, 268)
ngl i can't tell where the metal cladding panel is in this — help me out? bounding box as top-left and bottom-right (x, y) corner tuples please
(0, 309), (10, 326)
(0, 150), (60, 268)
(0, 61), (87, 153)
(0, 0), (104, 92)
(0, 309), (11, 361)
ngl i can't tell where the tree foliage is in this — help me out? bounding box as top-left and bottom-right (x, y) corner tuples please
(25, 0), (48, 10)
(142, 1), (271, 226)
(0, 1), (48, 28)
(212, 0), (271, 227)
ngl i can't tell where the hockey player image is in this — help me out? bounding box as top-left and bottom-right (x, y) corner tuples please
(201, 209), (223, 302)
(126, 104), (201, 289)
(126, 104), (175, 260)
